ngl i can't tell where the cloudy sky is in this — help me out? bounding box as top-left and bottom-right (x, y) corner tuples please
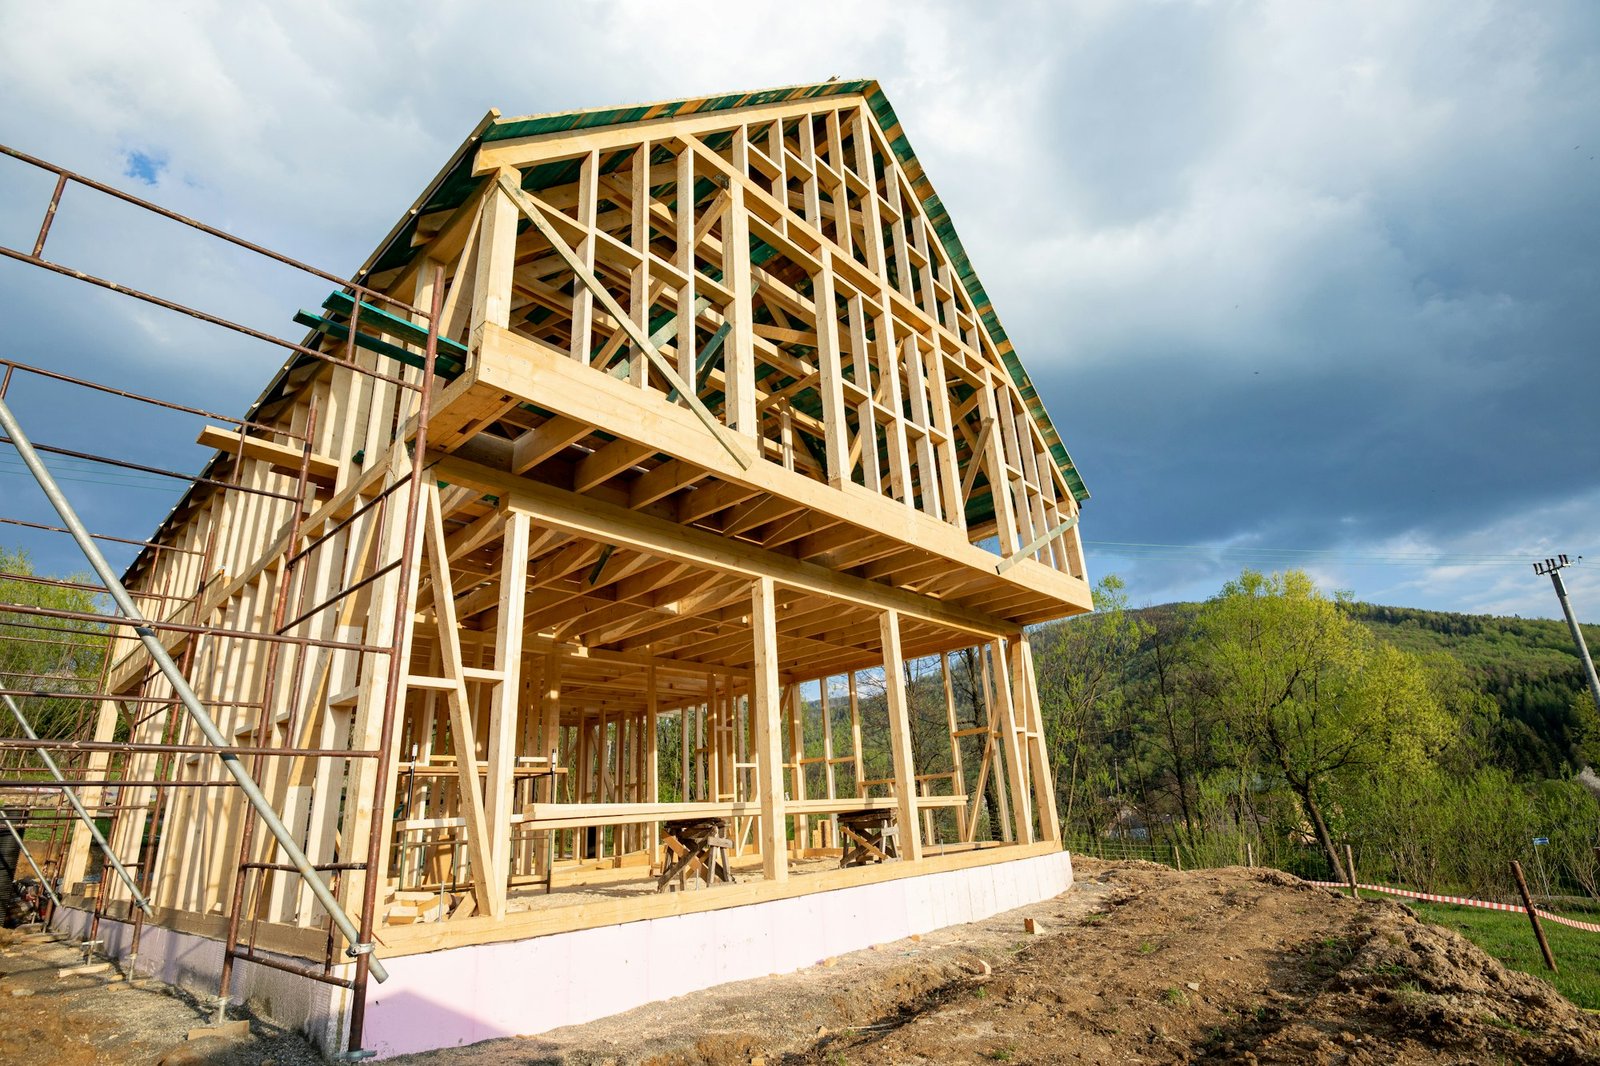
(0, 1), (1596, 619)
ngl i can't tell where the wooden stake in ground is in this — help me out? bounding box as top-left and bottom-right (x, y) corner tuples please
(1511, 859), (1558, 972)
(1345, 845), (1359, 900)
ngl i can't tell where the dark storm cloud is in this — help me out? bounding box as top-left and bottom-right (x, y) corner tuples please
(917, 2), (1600, 611)
(0, 0), (1595, 614)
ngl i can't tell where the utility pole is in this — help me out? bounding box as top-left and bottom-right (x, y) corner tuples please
(1534, 555), (1600, 714)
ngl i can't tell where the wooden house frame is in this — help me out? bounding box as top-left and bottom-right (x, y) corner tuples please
(20, 80), (1091, 1056)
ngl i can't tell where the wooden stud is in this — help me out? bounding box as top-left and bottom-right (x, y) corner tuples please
(879, 610), (924, 862)
(751, 577), (788, 882)
(469, 172), (521, 352)
(485, 510), (529, 885)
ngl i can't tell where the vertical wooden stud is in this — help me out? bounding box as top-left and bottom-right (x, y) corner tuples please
(751, 577), (788, 882)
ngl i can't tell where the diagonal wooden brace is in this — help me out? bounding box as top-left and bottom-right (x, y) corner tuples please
(493, 174), (753, 470)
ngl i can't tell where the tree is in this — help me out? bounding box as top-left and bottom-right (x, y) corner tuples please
(1133, 604), (1213, 839)
(1034, 574), (1149, 835)
(1196, 569), (1451, 881)
(0, 546), (110, 765)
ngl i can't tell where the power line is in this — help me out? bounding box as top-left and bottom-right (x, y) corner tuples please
(0, 463), (183, 493)
(1084, 540), (1563, 568)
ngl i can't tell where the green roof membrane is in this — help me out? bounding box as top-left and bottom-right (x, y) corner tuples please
(361, 78), (1088, 502)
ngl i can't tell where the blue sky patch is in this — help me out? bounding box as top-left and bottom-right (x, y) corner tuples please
(123, 149), (166, 186)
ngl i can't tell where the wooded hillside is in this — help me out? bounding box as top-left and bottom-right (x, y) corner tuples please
(1023, 573), (1600, 895)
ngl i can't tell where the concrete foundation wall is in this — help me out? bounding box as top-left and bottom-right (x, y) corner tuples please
(364, 849), (1073, 1059)
(51, 904), (348, 1052)
(51, 850), (1072, 1059)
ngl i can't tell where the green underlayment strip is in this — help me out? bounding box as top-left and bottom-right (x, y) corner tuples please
(293, 292), (468, 379)
(365, 78), (1088, 502)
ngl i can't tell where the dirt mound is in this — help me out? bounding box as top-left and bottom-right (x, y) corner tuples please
(10, 861), (1597, 1064)
(788, 859), (1600, 1064)
(0, 926), (323, 1066)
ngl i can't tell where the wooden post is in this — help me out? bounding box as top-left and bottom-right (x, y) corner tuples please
(646, 665), (659, 857)
(1246, 841), (1255, 868)
(979, 649), (1013, 843)
(422, 485), (502, 917)
(571, 150), (599, 364)
(880, 610), (924, 863)
(674, 146), (698, 385)
(1511, 860), (1558, 972)
(989, 638), (1033, 845)
(820, 675), (837, 848)
(815, 250), (849, 488)
(485, 510), (528, 895)
(61, 697), (119, 890)
(1011, 635), (1059, 843)
(751, 578), (788, 882)
(725, 181), (757, 434)
(941, 655), (968, 843)
(787, 683), (808, 854)
(535, 648), (561, 874)
(468, 174), (520, 352)
(1344, 844), (1359, 900)
(848, 672), (865, 798)
(680, 704), (692, 803)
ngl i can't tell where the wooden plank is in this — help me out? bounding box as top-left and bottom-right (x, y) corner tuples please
(422, 484), (504, 917)
(879, 610), (925, 862)
(492, 176), (752, 470)
(432, 453), (1018, 639)
(463, 326), (1091, 619)
(751, 577), (788, 882)
(379, 837), (1057, 956)
(1013, 635), (1060, 843)
(469, 172), (520, 352)
(485, 510), (529, 885)
(335, 448), (422, 916)
(195, 426), (338, 486)
(989, 637), (1033, 845)
(511, 416), (591, 474)
(575, 438), (655, 493)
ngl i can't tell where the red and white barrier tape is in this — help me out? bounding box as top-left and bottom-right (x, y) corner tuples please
(1307, 879), (1600, 933)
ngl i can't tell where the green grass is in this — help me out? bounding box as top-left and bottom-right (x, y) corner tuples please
(1409, 900), (1600, 1009)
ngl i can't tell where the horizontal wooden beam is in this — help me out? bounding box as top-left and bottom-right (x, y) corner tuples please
(429, 453), (1018, 639)
(196, 425), (338, 486)
(375, 839), (1060, 956)
(457, 324), (1092, 618)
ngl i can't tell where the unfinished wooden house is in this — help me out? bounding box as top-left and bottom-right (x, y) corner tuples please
(34, 80), (1092, 1058)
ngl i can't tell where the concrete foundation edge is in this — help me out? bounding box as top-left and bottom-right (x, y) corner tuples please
(364, 848), (1074, 1059)
(50, 849), (1071, 1060)
(50, 904), (350, 1054)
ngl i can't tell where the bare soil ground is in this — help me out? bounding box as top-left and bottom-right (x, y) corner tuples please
(5, 859), (1598, 1064)
(0, 925), (321, 1066)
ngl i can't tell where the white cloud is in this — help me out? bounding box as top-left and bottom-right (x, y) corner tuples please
(0, 0), (1595, 621)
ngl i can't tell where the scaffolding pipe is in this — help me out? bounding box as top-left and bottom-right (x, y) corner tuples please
(0, 394), (388, 983)
(0, 807), (62, 913)
(1, 693), (150, 913)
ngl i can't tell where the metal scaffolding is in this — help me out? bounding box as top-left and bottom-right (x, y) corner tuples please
(0, 142), (439, 1057)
